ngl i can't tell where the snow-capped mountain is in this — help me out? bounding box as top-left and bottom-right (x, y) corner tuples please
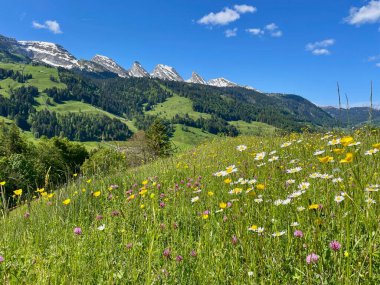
(129, 61), (150, 78)
(77, 59), (116, 73)
(151, 64), (184, 82)
(1, 34), (259, 90)
(208, 78), (238, 88)
(91, 54), (129, 78)
(187, 72), (206, 85)
(18, 41), (80, 69)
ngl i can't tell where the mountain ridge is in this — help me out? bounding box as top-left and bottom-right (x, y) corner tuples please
(0, 33), (257, 90)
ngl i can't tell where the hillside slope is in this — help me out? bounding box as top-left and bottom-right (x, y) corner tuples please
(1, 132), (380, 283)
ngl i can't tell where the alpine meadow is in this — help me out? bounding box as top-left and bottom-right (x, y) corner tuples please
(1, 0), (380, 284)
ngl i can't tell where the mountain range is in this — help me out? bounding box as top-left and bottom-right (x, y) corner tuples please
(0, 34), (254, 89)
(0, 33), (356, 144)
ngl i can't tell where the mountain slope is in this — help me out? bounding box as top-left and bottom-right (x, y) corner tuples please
(129, 61), (150, 78)
(19, 41), (80, 69)
(91, 55), (129, 78)
(208, 78), (238, 87)
(187, 72), (206, 84)
(322, 106), (380, 126)
(151, 64), (184, 82)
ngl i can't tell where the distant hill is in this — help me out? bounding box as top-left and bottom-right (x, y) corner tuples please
(322, 106), (380, 127)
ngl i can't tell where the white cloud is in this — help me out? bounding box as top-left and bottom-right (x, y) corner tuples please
(376, 62), (380, 67)
(32, 20), (62, 34)
(234, 4), (257, 14)
(306, 39), (335, 56)
(270, 30), (283, 37)
(306, 39), (335, 50)
(312, 49), (331, 55)
(246, 23), (282, 38)
(265, 22), (283, 37)
(198, 8), (240, 26)
(225, 28), (238, 38)
(246, 28), (264, 36)
(345, 0), (380, 25)
(265, 23), (278, 31)
(369, 54), (380, 61)
(197, 4), (256, 26)
(32, 21), (45, 29)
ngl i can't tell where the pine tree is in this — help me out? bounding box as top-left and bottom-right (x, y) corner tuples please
(145, 119), (173, 157)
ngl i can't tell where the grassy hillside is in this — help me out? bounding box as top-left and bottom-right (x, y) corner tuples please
(0, 63), (66, 97)
(171, 124), (216, 150)
(229, 120), (276, 136)
(1, 130), (380, 283)
(146, 94), (211, 120)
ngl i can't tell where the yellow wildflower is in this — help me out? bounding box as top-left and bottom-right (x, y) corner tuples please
(140, 204), (145, 209)
(219, 202), (227, 209)
(208, 191), (214, 196)
(341, 136), (354, 147)
(248, 225), (258, 231)
(333, 148), (344, 154)
(308, 204), (319, 210)
(256, 184), (265, 190)
(0, 181), (5, 186)
(13, 189), (22, 196)
(224, 178), (232, 184)
(318, 156), (333, 163)
(142, 180), (148, 185)
(63, 199), (71, 205)
(340, 153), (353, 163)
(373, 143), (380, 149)
(47, 193), (54, 198)
(93, 191), (101, 197)
(86, 179), (92, 183)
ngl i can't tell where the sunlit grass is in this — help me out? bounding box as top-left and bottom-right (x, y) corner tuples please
(1, 129), (380, 283)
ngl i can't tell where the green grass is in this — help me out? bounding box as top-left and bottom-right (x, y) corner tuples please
(0, 63), (66, 97)
(146, 94), (211, 120)
(1, 130), (380, 283)
(230, 120), (277, 136)
(171, 124), (216, 150)
(0, 115), (12, 124)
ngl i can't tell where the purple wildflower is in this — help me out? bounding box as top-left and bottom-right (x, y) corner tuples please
(126, 243), (133, 249)
(306, 253), (319, 264)
(329, 240), (341, 252)
(176, 255), (183, 262)
(0, 255), (4, 263)
(111, 210), (120, 217)
(163, 248), (171, 258)
(294, 230), (304, 238)
(74, 227), (82, 235)
(190, 250), (197, 257)
(231, 235), (238, 245)
(24, 212), (30, 219)
(96, 214), (103, 220)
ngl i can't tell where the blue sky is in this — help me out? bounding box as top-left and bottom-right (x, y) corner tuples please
(1, 0), (380, 106)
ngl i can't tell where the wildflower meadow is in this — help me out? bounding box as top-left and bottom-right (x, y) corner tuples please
(1, 129), (380, 284)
